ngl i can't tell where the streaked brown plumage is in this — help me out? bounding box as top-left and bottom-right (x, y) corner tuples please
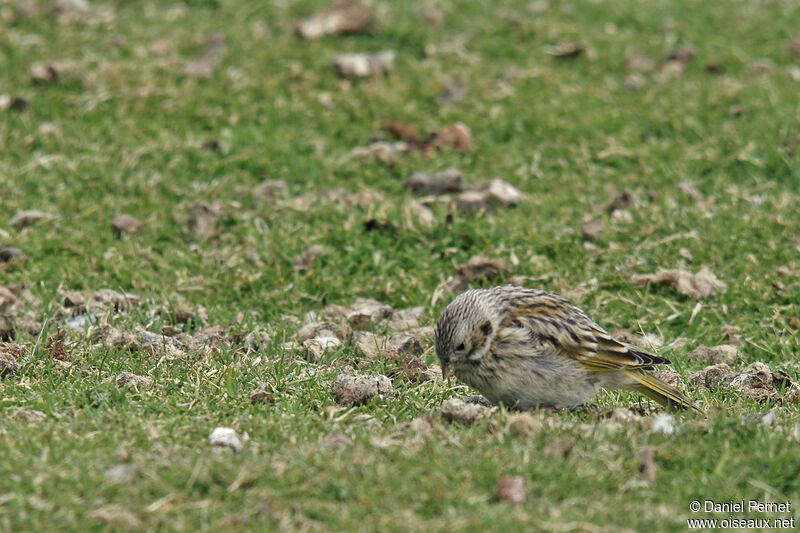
(434, 285), (703, 412)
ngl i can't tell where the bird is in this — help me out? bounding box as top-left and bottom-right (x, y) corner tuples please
(434, 285), (703, 413)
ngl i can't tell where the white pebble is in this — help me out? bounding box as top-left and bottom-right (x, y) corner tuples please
(209, 427), (244, 453)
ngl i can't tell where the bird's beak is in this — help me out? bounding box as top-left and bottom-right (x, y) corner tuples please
(441, 361), (451, 379)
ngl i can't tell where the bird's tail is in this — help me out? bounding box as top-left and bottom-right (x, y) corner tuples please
(624, 370), (705, 414)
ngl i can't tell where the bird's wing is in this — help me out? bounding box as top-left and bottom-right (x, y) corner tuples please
(501, 293), (670, 371)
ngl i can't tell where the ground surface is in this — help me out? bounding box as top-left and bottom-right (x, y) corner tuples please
(1, 0), (800, 531)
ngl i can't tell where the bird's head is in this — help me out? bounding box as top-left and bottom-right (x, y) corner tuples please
(434, 289), (497, 379)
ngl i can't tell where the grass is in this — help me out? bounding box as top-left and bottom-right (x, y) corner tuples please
(1, 0), (800, 530)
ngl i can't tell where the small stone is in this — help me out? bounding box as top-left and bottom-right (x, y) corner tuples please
(111, 214), (144, 235)
(350, 331), (383, 359)
(295, 0), (371, 39)
(772, 368), (796, 391)
(581, 219), (605, 241)
(631, 266), (726, 299)
(302, 336), (342, 362)
(187, 202), (217, 240)
(786, 388), (800, 404)
(384, 121), (421, 144)
(115, 372), (153, 390)
(30, 62), (71, 84)
(688, 364), (736, 390)
(347, 298), (393, 327)
(62, 288), (140, 314)
(249, 383), (275, 404)
(297, 322), (339, 343)
(439, 398), (493, 425)
(0, 246), (26, 263)
(331, 373), (392, 406)
(386, 306), (425, 330)
(453, 190), (494, 214)
(652, 370), (685, 389)
(427, 122), (473, 152)
(404, 200), (435, 228)
(496, 476), (525, 504)
(405, 169), (465, 194)
(729, 362), (772, 392)
(9, 210), (58, 228)
(334, 51), (395, 79)
(463, 395), (495, 407)
(418, 365), (442, 382)
(483, 179), (525, 205)
(0, 351), (19, 378)
(689, 344), (738, 366)
(349, 141), (409, 166)
(92, 325), (138, 349)
(385, 359), (428, 382)
(209, 427), (244, 453)
(241, 329), (271, 354)
(546, 41), (584, 58)
(457, 255), (509, 281)
(383, 332), (424, 359)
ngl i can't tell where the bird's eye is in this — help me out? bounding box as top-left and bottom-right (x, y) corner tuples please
(455, 342), (465, 352)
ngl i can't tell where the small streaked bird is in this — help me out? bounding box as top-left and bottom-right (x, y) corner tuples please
(434, 285), (703, 413)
